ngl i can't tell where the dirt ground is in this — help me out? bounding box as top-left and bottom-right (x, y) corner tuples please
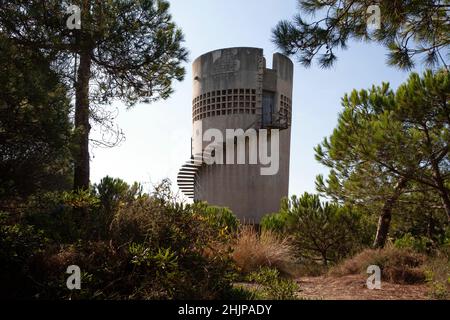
(296, 274), (430, 300)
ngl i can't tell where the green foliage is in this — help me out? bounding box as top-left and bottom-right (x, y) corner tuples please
(6, 178), (239, 299)
(23, 190), (100, 242)
(132, 246), (178, 271)
(92, 176), (143, 240)
(273, 0), (449, 69)
(0, 0), (188, 106)
(0, 0), (188, 192)
(427, 281), (449, 300)
(259, 214), (287, 233)
(260, 198), (289, 233)
(105, 182), (237, 299)
(0, 176), (241, 299)
(223, 286), (256, 300)
(424, 250), (450, 300)
(22, 192), (82, 242)
(0, 35), (72, 200)
(22, 178), (147, 243)
(394, 233), (431, 253)
(0, 222), (48, 298)
(444, 228), (450, 247)
(262, 193), (371, 266)
(247, 267), (298, 300)
(62, 189), (100, 209)
(391, 191), (449, 248)
(193, 202), (239, 236)
(127, 244), (180, 298)
(315, 69), (450, 247)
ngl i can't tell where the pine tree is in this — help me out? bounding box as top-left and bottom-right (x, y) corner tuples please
(0, 35), (72, 200)
(316, 70), (449, 247)
(0, 0), (188, 191)
(272, 0), (449, 69)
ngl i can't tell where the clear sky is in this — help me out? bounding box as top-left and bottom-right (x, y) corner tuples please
(90, 0), (421, 197)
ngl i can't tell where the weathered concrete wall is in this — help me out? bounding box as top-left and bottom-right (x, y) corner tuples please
(189, 47), (293, 222)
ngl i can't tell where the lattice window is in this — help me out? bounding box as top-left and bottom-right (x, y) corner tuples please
(192, 88), (258, 121)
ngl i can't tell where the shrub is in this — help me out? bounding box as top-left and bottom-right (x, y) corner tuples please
(223, 286), (256, 300)
(262, 193), (369, 266)
(194, 202), (239, 235)
(39, 240), (128, 299)
(424, 250), (450, 300)
(21, 189), (102, 243)
(391, 197), (450, 248)
(247, 267), (298, 300)
(38, 199), (237, 300)
(232, 226), (295, 276)
(98, 189), (234, 299)
(105, 180), (238, 299)
(0, 222), (48, 298)
(330, 246), (426, 284)
(260, 212), (287, 234)
(92, 176), (143, 240)
(427, 281), (449, 300)
(439, 227), (450, 251)
(22, 178), (142, 243)
(2, 179), (240, 299)
(394, 233), (431, 253)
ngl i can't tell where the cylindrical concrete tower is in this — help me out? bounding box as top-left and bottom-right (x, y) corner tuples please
(177, 47), (293, 222)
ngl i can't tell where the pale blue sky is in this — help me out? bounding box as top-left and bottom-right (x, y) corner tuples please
(90, 0), (419, 197)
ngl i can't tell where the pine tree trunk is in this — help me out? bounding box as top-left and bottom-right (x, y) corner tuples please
(373, 177), (408, 248)
(440, 192), (450, 222)
(431, 160), (450, 222)
(73, 50), (91, 191)
(423, 126), (450, 222)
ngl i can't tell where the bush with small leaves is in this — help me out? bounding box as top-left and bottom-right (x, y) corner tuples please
(0, 220), (48, 298)
(247, 267), (298, 300)
(262, 193), (369, 266)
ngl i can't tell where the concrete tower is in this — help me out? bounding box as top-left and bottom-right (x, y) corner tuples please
(177, 47), (293, 222)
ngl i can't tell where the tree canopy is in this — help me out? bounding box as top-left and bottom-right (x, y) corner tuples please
(0, 36), (72, 200)
(273, 0), (449, 69)
(316, 69), (450, 247)
(0, 0), (188, 190)
(261, 193), (369, 265)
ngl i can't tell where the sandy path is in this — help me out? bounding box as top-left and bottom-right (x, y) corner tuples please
(296, 274), (430, 300)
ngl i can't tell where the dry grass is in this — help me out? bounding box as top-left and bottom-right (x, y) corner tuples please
(232, 226), (295, 275)
(294, 262), (328, 277)
(329, 246), (426, 284)
(297, 274), (429, 300)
